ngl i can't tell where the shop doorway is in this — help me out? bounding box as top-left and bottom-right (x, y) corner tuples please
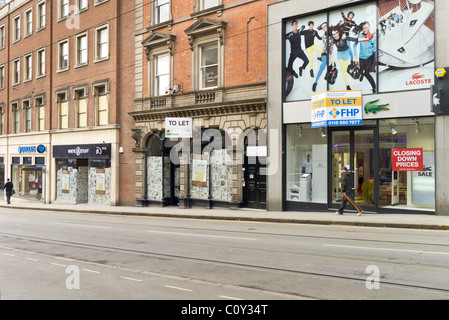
(330, 127), (378, 212)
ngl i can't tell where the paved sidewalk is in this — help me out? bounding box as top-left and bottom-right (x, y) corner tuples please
(1, 200), (449, 230)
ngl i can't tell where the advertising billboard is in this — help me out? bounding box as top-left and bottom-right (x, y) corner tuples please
(284, 0), (434, 102)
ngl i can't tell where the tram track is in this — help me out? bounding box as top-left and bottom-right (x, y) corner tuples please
(1, 231), (449, 297)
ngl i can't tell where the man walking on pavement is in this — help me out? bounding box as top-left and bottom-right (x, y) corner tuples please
(336, 166), (363, 216)
(4, 178), (13, 205)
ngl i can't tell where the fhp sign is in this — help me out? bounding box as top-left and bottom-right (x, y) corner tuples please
(392, 148), (423, 171)
(311, 90), (362, 128)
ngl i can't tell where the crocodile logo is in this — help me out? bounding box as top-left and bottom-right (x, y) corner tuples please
(364, 99), (390, 115)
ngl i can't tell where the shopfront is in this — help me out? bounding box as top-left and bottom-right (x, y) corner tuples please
(143, 128), (235, 209)
(10, 145), (47, 202)
(268, 0), (436, 213)
(285, 117), (435, 213)
(53, 144), (112, 205)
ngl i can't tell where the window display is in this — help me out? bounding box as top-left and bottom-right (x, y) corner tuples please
(286, 123), (328, 203)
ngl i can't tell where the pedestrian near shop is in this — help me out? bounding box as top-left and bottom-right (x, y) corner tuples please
(336, 167), (363, 216)
(4, 179), (13, 205)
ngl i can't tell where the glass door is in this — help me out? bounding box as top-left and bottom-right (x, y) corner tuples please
(330, 128), (376, 211)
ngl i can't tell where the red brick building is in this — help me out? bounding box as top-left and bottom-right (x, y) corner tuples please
(131, 0), (273, 209)
(0, 0), (135, 205)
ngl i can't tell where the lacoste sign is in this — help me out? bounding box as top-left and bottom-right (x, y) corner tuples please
(364, 99), (390, 115)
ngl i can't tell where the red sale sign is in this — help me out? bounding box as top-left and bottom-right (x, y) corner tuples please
(392, 148), (423, 171)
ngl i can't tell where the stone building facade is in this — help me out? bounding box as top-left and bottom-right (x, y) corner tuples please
(131, 0), (271, 209)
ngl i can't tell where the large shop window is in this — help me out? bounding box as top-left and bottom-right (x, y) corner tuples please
(286, 123), (328, 203)
(379, 117), (435, 210)
(54, 144), (112, 205)
(190, 129), (232, 202)
(11, 157), (45, 201)
(56, 159), (111, 205)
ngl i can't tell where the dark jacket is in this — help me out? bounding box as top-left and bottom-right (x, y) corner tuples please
(4, 181), (13, 195)
(340, 171), (352, 194)
(301, 29), (322, 48)
(286, 26), (305, 52)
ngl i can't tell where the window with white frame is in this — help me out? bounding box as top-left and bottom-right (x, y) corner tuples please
(35, 95), (45, 131)
(184, 19), (225, 91)
(12, 58), (20, 85)
(11, 101), (20, 133)
(13, 15), (20, 42)
(0, 25), (5, 49)
(93, 82), (108, 126)
(24, 54), (32, 81)
(36, 47), (45, 78)
(74, 86), (88, 127)
(56, 90), (69, 129)
(25, 8), (33, 36)
(0, 104), (4, 135)
(0, 65), (4, 89)
(76, 33), (88, 66)
(155, 53), (170, 96)
(94, 0), (109, 6)
(156, 0), (170, 24)
(95, 24), (109, 61)
(58, 39), (69, 71)
(201, 0), (219, 10)
(22, 100), (32, 132)
(59, 0), (69, 19)
(78, 0), (88, 11)
(200, 43), (218, 89)
(37, 1), (46, 30)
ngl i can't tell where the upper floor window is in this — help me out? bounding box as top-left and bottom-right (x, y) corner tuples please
(24, 53), (33, 82)
(12, 58), (20, 85)
(78, 0), (88, 11)
(22, 99), (32, 132)
(93, 81), (109, 126)
(156, 0), (170, 24)
(155, 53), (170, 96)
(76, 32), (88, 66)
(11, 101), (20, 133)
(0, 104), (4, 135)
(95, 24), (109, 62)
(192, 0), (223, 17)
(94, 0), (109, 6)
(73, 86), (88, 128)
(0, 25), (5, 49)
(35, 95), (45, 131)
(13, 15), (20, 42)
(36, 47), (46, 78)
(25, 8), (33, 37)
(200, 43), (218, 90)
(201, 0), (218, 10)
(58, 39), (69, 72)
(0, 65), (4, 89)
(59, 0), (70, 19)
(185, 18), (226, 91)
(37, 1), (46, 30)
(56, 90), (69, 129)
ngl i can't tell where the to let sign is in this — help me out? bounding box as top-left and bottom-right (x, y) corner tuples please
(392, 148), (423, 171)
(165, 117), (193, 138)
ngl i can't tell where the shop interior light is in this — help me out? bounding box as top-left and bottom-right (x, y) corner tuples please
(390, 125), (397, 135)
(320, 127), (327, 137)
(414, 120), (422, 134)
(298, 125), (303, 138)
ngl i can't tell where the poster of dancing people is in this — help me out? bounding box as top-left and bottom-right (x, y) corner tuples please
(284, 0), (434, 101)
